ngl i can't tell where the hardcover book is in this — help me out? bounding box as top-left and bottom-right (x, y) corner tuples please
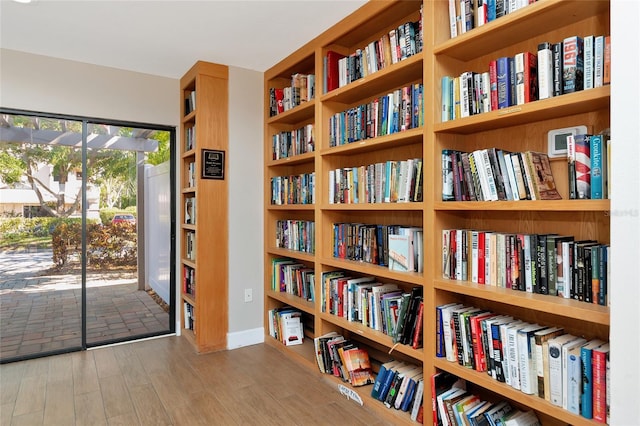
(562, 36), (584, 93)
(574, 134), (592, 199)
(537, 42), (554, 99)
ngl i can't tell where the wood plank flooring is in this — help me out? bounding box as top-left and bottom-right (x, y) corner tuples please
(0, 336), (393, 425)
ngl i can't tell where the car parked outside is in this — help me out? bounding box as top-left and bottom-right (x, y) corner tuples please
(111, 214), (136, 225)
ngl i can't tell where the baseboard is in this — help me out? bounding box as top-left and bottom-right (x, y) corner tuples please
(227, 327), (264, 350)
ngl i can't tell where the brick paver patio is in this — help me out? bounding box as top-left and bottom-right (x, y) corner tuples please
(0, 248), (170, 361)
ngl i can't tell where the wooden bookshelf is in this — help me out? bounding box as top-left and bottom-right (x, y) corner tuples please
(264, 0), (611, 424)
(180, 61), (229, 353)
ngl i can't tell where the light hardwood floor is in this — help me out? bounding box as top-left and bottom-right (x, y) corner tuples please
(0, 335), (393, 426)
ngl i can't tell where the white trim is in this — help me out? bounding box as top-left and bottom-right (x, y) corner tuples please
(227, 327), (264, 350)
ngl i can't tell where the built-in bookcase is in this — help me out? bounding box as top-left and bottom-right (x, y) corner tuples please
(264, 0), (610, 424)
(180, 61), (229, 353)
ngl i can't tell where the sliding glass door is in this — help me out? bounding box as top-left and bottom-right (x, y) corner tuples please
(0, 110), (175, 363)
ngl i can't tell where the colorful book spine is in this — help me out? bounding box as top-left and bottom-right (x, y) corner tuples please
(496, 56), (513, 109)
(584, 35), (594, 89)
(574, 134), (592, 199)
(562, 36), (584, 93)
(590, 134), (605, 199)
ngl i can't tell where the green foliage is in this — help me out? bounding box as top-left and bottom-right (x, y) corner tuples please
(146, 130), (171, 166)
(0, 150), (24, 184)
(0, 217), (80, 243)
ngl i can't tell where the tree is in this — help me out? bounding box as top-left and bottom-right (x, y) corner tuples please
(146, 130), (170, 166)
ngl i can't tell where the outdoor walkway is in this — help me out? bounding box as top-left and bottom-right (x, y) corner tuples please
(0, 248), (170, 361)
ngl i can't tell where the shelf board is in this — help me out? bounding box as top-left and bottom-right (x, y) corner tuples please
(267, 247), (316, 263)
(181, 187), (195, 194)
(267, 99), (315, 125)
(318, 312), (423, 362)
(181, 258), (195, 269)
(182, 110), (196, 123)
(320, 127), (423, 156)
(264, 334), (317, 371)
(321, 202), (425, 211)
(433, 358), (600, 426)
(434, 279), (610, 326)
(266, 290), (315, 315)
(434, 0), (610, 61)
(182, 293), (195, 306)
(320, 53), (423, 105)
(266, 204), (315, 211)
(320, 257), (424, 286)
(181, 149), (195, 159)
(434, 199), (610, 212)
(434, 86), (610, 134)
(268, 151), (315, 167)
(181, 223), (196, 231)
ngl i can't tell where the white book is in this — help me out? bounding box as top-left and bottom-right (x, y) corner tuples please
(410, 379), (425, 421)
(480, 148), (499, 201)
(548, 334), (579, 406)
(481, 72), (491, 113)
(460, 72), (470, 118)
(562, 337), (587, 409)
(523, 234), (533, 292)
(472, 150), (491, 202)
(514, 52), (526, 105)
(442, 304), (465, 362)
(537, 42), (554, 100)
(584, 35), (594, 89)
(448, 0), (458, 38)
(594, 35), (604, 87)
(501, 320), (524, 384)
(506, 321), (527, 388)
(518, 324), (546, 395)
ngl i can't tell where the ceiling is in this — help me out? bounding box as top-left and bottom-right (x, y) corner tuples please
(0, 0), (367, 79)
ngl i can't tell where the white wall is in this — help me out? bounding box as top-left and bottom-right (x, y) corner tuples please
(0, 49), (178, 125)
(610, 0), (640, 423)
(226, 66), (265, 348)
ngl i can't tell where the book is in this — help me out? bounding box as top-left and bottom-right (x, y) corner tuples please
(524, 151), (562, 200)
(592, 342), (610, 423)
(574, 134), (592, 199)
(341, 347), (375, 387)
(411, 378), (425, 422)
(594, 35), (605, 87)
(371, 359), (403, 399)
(548, 334), (580, 406)
(584, 35), (594, 89)
(603, 35), (611, 85)
(496, 56), (514, 109)
(552, 42), (563, 96)
(515, 51), (537, 105)
(580, 339), (605, 418)
(562, 337), (586, 410)
(590, 133), (607, 199)
(562, 36), (584, 93)
(325, 50), (346, 92)
(388, 233), (411, 272)
(533, 327), (565, 399)
(537, 42), (554, 99)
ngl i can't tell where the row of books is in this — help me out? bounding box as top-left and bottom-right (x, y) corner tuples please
(183, 301), (195, 332)
(441, 34), (610, 122)
(320, 272), (424, 348)
(182, 265), (195, 297)
(442, 229), (610, 305)
(568, 132), (610, 200)
(271, 124), (314, 161)
(332, 223), (424, 273)
(323, 11), (423, 93)
(448, 0), (537, 39)
(435, 304), (610, 422)
(432, 373), (540, 426)
(442, 149), (561, 202)
(275, 219), (315, 254)
(313, 332), (376, 387)
(184, 196), (196, 224)
(267, 307), (304, 347)
(328, 83), (424, 147)
(185, 231), (195, 261)
(184, 89), (196, 115)
(185, 126), (195, 151)
(186, 161), (196, 188)
(328, 158), (423, 205)
(268, 73), (315, 117)
(270, 172), (315, 205)
(271, 258), (315, 302)
(371, 360), (424, 419)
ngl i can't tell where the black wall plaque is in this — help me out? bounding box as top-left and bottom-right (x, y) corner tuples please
(201, 149), (225, 180)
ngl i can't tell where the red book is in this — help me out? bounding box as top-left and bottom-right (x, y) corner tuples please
(523, 51), (538, 103)
(470, 312), (494, 371)
(274, 88), (284, 114)
(326, 50), (345, 92)
(477, 231), (486, 284)
(489, 59), (498, 111)
(411, 300), (424, 349)
(592, 342), (610, 423)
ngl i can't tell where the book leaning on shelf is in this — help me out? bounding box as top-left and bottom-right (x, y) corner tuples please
(268, 307), (304, 347)
(441, 149), (561, 202)
(567, 130), (610, 200)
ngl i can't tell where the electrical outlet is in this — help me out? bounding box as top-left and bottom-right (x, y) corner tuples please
(244, 288), (253, 303)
